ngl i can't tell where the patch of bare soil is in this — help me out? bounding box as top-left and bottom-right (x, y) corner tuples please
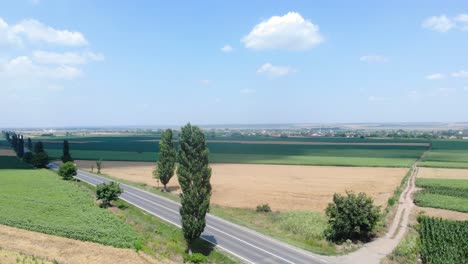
(415, 206), (468, 221)
(418, 167), (468, 179)
(0, 149), (16, 156)
(0, 224), (170, 264)
(0, 247), (53, 264)
(73, 160), (407, 212)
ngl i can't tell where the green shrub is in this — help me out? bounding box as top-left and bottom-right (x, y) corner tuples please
(183, 253), (207, 263)
(325, 192), (381, 243)
(22, 152), (33, 164)
(58, 162), (77, 180)
(96, 181), (123, 208)
(256, 203), (272, 213)
(31, 152), (49, 168)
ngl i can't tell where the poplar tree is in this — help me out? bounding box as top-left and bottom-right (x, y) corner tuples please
(27, 138), (32, 150)
(17, 137), (24, 158)
(177, 123), (212, 255)
(61, 140), (73, 163)
(156, 129), (176, 192)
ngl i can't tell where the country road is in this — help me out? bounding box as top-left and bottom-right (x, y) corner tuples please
(54, 165), (328, 264)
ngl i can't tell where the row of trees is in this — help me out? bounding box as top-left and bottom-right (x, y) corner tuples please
(155, 124), (211, 254)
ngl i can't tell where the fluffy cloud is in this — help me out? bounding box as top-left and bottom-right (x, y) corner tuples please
(359, 55), (388, 63)
(422, 15), (455, 32)
(221, 45), (233, 52)
(426, 73), (446, 80)
(33, 50), (104, 65)
(256, 63), (295, 77)
(0, 17), (87, 47)
(423, 14), (468, 32)
(242, 12), (323, 50)
(0, 56), (82, 79)
(451, 70), (468, 78)
(240, 88), (256, 94)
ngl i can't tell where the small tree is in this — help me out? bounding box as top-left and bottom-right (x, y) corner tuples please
(61, 140), (73, 163)
(177, 123), (212, 255)
(96, 160), (102, 174)
(58, 162), (77, 180)
(325, 192), (381, 243)
(96, 181), (123, 208)
(156, 129), (176, 192)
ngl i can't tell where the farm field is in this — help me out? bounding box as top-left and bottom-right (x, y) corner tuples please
(39, 136), (428, 167)
(0, 224), (162, 264)
(418, 217), (468, 264)
(418, 167), (468, 179)
(414, 178), (468, 213)
(72, 160), (408, 211)
(0, 169), (142, 248)
(420, 140), (468, 168)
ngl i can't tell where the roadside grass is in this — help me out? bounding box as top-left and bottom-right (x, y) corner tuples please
(0, 169), (142, 249)
(76, 181), (238, 264)
(414, 178), (468, 213)
(384, 226), (420, 264)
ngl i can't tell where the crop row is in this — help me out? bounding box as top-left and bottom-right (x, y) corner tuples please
(418, 216), (468, 264)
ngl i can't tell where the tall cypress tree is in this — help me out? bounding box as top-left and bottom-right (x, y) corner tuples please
(11, 134), (18, 150)
(17, 137), (24, 158)
(177, 123), (212, 254)
(156, 129), (176, 192)
(27, 138), (32, 150)
(34, 141), (44, 154)
(61, 140), (73, 163)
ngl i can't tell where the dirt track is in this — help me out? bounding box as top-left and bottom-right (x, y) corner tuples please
(73, 160), (406, 211)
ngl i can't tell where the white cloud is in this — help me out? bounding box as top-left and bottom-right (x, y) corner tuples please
(242, 12), (323, 50)
(0, 56), (82, 79)
(199, 79), (212, 86)
(368, 96), (387, 102)
(221, 45), (233, 52)
(426, 73), (446, 80)
(422, 15), (455, 32)
(0, 17), (88, 47)
(454, 14), (468, 30)
(240, 88), (256, 94)
(256, 63), (295, 77)
(33, 50), (104, 65)
(451, 70), (468, 78)
(359, 55), (388, 63)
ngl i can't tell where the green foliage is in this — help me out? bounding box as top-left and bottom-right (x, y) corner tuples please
(34, 141), (45, 154)
(96, 181), (123, 208)
(0, 169), (141, 249)
(256, 203), (272, 213)
(414, 178), (468, 212)
(418, 216), (468, 264)
(27, 138), (32, 150)
(183, 253), (208, 263)
(277, 211), (328, 241)
(22, 152), (33, 164)
(389, 229), (420, 264)
(61, 140), (73, 163)
(0, 156), (32, 169)
(96, 159), (102, 174)
(156, 129), (176, 191)
(31, 151), (49, 168)
(177, 124), (212, 253)
(17, 137), (24, 158)
(58, 162), (77, 180)
(325, 192), (381, 243)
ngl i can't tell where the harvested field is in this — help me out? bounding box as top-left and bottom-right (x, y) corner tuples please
(73, 160), (407, 211)
(0, 149), (15, 156)
(417, 167), (468, 179)
(415, 206), (468, 221)
(0, 224), (165, 264)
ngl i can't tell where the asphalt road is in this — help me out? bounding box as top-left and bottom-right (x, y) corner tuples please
(58, 165), (327, 264)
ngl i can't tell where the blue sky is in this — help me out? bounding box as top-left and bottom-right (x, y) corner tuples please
(1, 1), (468, 127)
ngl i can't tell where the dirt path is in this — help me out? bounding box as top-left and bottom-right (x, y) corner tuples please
(328, 148), (432, 264)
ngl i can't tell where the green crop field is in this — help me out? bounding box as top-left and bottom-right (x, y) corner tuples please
(0, 156), (33, 169)
(414, 178), (468, 213)
(418, 217), (468, 264)
(420, 140), (468, 168)
(36, 136), (427, 167)
(0, 169), (142, 248)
